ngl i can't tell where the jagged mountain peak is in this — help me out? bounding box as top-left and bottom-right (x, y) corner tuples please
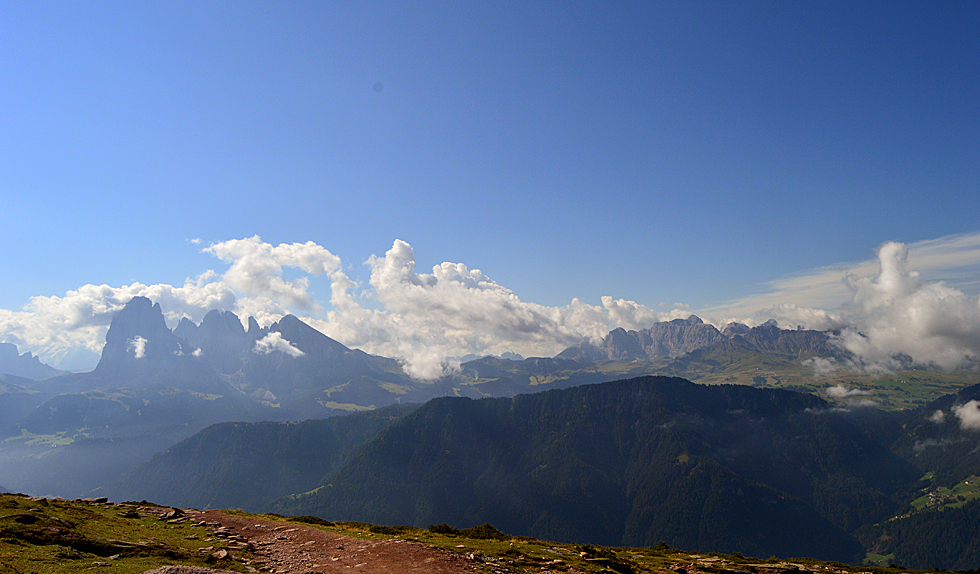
(722, 321), (751, 336)
(96, 296), (183, 369)
(202, 309), (246, 334)
(557, 315), (841, 363)
(0, 342), (63, 380)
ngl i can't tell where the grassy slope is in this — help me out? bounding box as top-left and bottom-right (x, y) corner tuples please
(0, 494), (244, 574)
(0, 492), (946, 574)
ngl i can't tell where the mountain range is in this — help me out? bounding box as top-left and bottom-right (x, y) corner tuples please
(1, 297), (850, 449)
(2, 296), (979, 568)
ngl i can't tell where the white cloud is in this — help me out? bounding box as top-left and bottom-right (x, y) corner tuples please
(825, 384), (873, 399)
(715, 237), (980, 372)
(128, 336), (147, 359)
(802, 356), (839, 375)
(834, 242), (980, 370)
(953, 400), (980, 431)
(929, 409), (946, 424)
(253, 332), (305, 358)
(701, 232), (980, 326)
(3, 233), (978, 379)
(203, 236), (340, 310)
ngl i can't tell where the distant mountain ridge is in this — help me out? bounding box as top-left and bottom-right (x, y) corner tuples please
(0, 342), (63, 380)
(557, 316), (842, 363)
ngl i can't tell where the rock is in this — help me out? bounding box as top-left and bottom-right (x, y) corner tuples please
(160, 508), (185, 520)
(209, 549), (229, 561)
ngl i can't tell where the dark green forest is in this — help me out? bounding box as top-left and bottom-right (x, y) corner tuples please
(271, 377), (925, 563)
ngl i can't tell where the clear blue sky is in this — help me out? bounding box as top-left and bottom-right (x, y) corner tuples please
(1, 2), (978, 373)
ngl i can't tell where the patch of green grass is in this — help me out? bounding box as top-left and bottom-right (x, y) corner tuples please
(315, 400), (376, 411)
(0, 494), (244, 574)
(3, 429), (83, 447)
(910, 475), (980, 511)
(863, 552), (897, 567)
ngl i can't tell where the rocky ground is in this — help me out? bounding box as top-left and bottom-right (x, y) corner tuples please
(151, 507), (486, 574)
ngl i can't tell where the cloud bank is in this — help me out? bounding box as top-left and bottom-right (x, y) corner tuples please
(0, 236), (684, 378)
(767, 241), (980, 371)
(1, 233), (978, 378)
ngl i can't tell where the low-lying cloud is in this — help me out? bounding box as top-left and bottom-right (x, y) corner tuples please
(128, 336), (147, 359)
(825, 385), (873, 400)
(953, 400), (980, 431)
(253, 332), (305, 358)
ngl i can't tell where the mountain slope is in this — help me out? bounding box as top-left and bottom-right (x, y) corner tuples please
(96, 403), (419, 510)
(854, 382), (980, 570)
(273, 376), (916, 562)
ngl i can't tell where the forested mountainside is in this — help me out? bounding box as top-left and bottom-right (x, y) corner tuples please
(271, 376), (918, 563)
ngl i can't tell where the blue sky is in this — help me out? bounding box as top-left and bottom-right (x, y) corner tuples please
(1, 2), (978, 375)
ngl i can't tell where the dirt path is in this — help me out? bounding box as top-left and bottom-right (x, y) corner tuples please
(183, 509), (487, 574)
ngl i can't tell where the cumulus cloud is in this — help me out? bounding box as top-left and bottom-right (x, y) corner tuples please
(744, 239), (980, 372)
(128, 336), (147, 359)
(253, 332), (305, 358)
(313, 240), (688, 378)
(204, 236), (340, 310)
(929, 409), (946, 424)
(953, 400), (980, 431)
(835, 242), (980, 370)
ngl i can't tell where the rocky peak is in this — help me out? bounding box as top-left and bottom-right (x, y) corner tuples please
(603, 328), (647, 361)
(0, 342), (19, 362)
(95, 296), (184, 372)
(0, 342), (63, 380)
(722, 322), (751, 336)
(201, 309), (246, 338)
(269, 315), (349, 356)
(735, 321), (840, 357)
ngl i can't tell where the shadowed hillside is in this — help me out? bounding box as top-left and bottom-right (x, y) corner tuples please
(272, 376), (919, 562)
